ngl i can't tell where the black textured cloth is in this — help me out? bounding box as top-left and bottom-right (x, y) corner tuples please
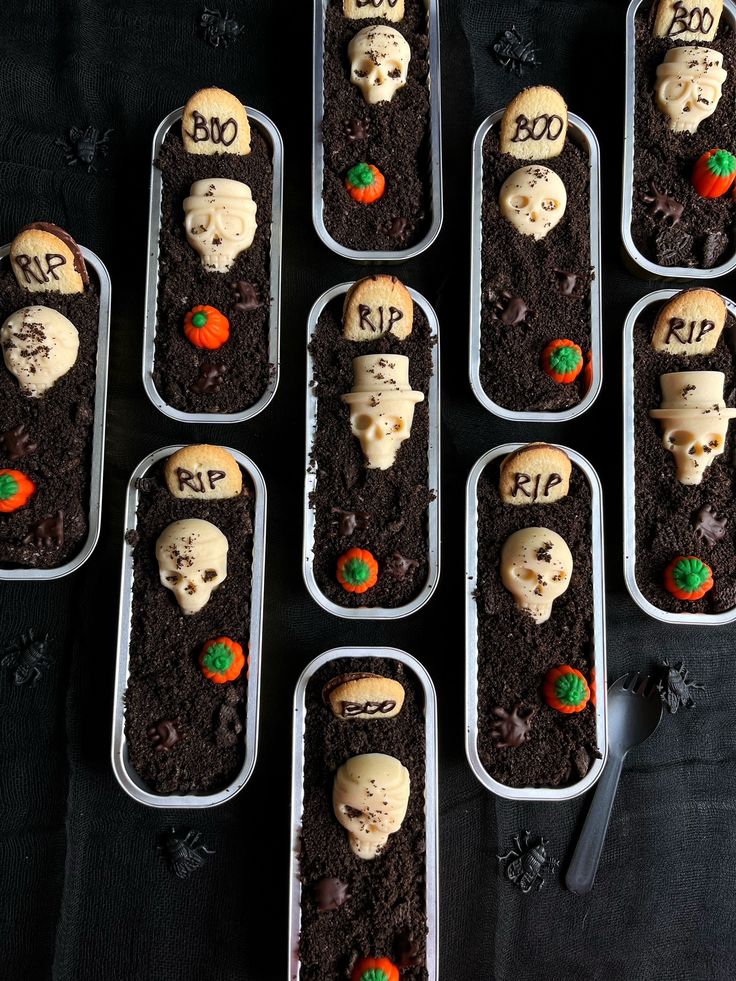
(0, 1), (734, 979)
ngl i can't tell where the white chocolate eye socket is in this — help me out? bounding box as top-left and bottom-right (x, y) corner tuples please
(661, 78), (689, 101)
(353, 56), (374, 79)
(165, 573), (181, 585)
(188, 211), (212, 234)
(667, 430), (694, 446)
(541, 198), (559, 212)
(509, 194), (529, 210)
(353, 414), (374, 431)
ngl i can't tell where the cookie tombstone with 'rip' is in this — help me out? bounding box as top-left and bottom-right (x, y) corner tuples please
(10, 222), (88, 294)
(164, 445), (243, 500)
(651, 288), (727, 356)
(499, 443), (572, 505)
(342, 274), (413, 341)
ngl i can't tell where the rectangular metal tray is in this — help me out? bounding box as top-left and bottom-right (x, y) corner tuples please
(312, 0), (443, 262)
(111, 444), (266, 807)
(469, 109), (603, 422)
(465, 443), (608, 801)
(623, 289), (736, 624)
(303, 282), (441, 619)
(622, 0), (736, 279)
(288, 646), (439, 980)
(0, 243), (111, 581)
(143, 105), (283, 423)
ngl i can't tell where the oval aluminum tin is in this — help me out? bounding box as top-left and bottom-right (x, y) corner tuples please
(288, 646), (439, 980)
(469, 109), (603, 422)
(622, 0), (736, 280)
(465, 443), (608, 801)
(312, 0), (443, 262)
(143, 105), (283, 423)
(0, 243), (111, 581)
(303, 282), (440, 620)
(623, 289), (736, 625)
(111, 444), (266, 807)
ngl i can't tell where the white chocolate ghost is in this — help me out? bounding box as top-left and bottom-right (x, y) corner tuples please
(348, 25), (411, 105)
(183, 178), (257, 272)
(1, 306), (79, 398)
(500, 527), (573, 624)
(649, 371), (736, 485)
(156, 518), (228, 614)
(656, 47), (726, 133)
(499, 166), (567, 240)
(341, 354), (424, 469)
(333, 753), (410, 859)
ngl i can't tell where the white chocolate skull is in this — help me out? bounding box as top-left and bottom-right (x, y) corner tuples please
(650, 371), (736, 485)
(333, 753), (410, 860)
(156, 518), (228, 614)
(656, 47), (726, 133)
(1, 305), (79, 398)
(500, 527), (573, 624)
(341, 354), (424, 469)
(500, 166), (567, 240)
(183, 178), (257, 272)
(348, 25), (411, 105)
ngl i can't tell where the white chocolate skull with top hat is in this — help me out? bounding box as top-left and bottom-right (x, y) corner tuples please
(650, 371), (736, 484)
(341, 354), (424, 469)
(656, 47), (727, 133)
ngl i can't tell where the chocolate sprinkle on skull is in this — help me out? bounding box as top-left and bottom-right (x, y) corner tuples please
(693, 504), (727, 545)
(490, 703), (536, 748)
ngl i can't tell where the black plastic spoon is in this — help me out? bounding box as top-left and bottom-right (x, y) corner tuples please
(566, 672), (663, 894)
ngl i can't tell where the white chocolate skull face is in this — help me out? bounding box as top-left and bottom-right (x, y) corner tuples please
(183, 178), (257, 272)
(656, 47), (726, 133)
(156, 518), (228, 614)
(500, 166), (567, 240)
(333, 753), (410, 860)
(1, 306), (79, 398)
(500, 527), (573, 624)
(341, 354), (424, 469)
(650, 371), (736, 485)
(348, 25), (411, 105)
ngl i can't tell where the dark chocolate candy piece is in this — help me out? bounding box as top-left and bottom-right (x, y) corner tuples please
(233, 280), (262, 311)
(0, 423), (37, 461)
(491, 290), (533, 325)
(189, 362), (227, 394)
(640, 182), (684, 226)
(490, 703), (536, 748)
(345, 117), (369, 141)
(384, 551), (419, 581)
(331, 507), (370, 537)
(314, 877), (350, 912)
(552, 268), (580, 297)
(394, 929), (422, 968)
(147, 719), (180, 752)
(24, 512), (64, 548)
(693, 504), (727, 545)
(701, 231), (730, 268)
(387, 217), (413, 242)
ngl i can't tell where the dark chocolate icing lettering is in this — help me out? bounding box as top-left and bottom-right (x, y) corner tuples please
(695, 319), (715, 342)
(176, 468), (205, 493)
(188, 111), (238, 147)
(207, 469), (226, 489)
(188, 111), (210, 142)
(46, 254), (66, 279)
(543, 473), (562, 497)
(512, 471), (561, 500)
(512, 113), (564, 143)
(15, 252), (69, 285)
(665, 318), (715, 344)
(511, 473), (532, 498)
(667, 3), (714, 36)
(387, 307), (403, 330)
(357, 0), (400, 7)
(14, 255), (45, 285)
(343, 700), (397, 716)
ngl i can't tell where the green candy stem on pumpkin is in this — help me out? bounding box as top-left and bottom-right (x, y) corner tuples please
(347, 163), (376, 189)
(341, 556), (372, 586)
(191, 311), (208, 328)
(554, 672), (588, 708)
(201, 642), (235, 674)
(359, 971), (390, 981)
(0, 473), (19, 501)
(548, 345), (582, 376)
(672, 557), (710, 594)
(705, 149), (736, 177)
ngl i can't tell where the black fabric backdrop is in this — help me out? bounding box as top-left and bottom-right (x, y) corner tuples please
(1, 1), (734, 979)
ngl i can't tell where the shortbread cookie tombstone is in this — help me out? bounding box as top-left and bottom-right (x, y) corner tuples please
(182, 86), (251, 155)
(343, 0), (404, 22)
(651, 289), (727, 355)
(343, 275), (413, 341)
(653, 0), (722, 42)
(10, 223), (88, 294)
(499, 443), (572, 505)
(164, 445), (243, 500)
(500, 86), (568, 160)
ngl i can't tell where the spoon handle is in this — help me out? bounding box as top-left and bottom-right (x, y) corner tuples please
(565, 752), (625, 895)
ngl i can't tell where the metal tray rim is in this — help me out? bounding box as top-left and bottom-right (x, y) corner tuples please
(469, 109), (603, 422)
(111, 443), (266, 808)
(311, 0), (444, 263)
(142, 104), (283, 424)
(623, 288), (736, 625)
(465, 442), (609, 801)
(288, 646), (439, 981)
(0, 243), (111, 581)
(621, 0), (736, 280)
(303, 281), (441, 620)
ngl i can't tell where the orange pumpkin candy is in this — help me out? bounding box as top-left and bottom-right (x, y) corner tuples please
(345, 163), (386, 205)
(336, 547), (379, 593)
(183, 305), (230, 350)
(351, 957), (400, 981)
(0, 469), (37, 513)
(199, 637), (245, 683)
(543, 665), (590, 714)
(541, 339), (584, 384)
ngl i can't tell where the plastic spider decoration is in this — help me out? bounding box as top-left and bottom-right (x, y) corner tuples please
(492, 27), (540, 75)
(1, 629), (52, 686)
(200, 6), (243, 47)
(657, 659), (704, 714)
(159, 828), (214, 879)
(56, 126), (112, 173)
